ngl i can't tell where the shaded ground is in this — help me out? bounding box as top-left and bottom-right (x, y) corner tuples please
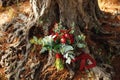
(0, 0), (120, 80)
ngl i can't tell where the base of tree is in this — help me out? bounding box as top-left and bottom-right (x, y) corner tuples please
(0, 0), (120, 80)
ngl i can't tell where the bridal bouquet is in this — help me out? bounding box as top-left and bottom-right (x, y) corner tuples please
(30, 22), (91, 70)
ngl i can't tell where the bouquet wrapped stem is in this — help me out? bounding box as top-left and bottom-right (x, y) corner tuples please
(55, 53), (64, 70)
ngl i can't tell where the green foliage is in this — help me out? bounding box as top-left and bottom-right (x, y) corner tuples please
(60, 44), (74, 54)
(60, 45), (74, 64)
(76, 34), (86, 48)
(64, 50), (74, 64)
(53, 44), (61, 53)
(30, 36), (39, 44)
(77, 43), (86, 48)
(40, 47), (47, 53)
(78, 34), (86, 41)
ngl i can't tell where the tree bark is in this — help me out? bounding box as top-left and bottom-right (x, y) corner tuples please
(27, 0), (113, 79)
(0, 0), (115, 80)
(1, 0), (27, 7)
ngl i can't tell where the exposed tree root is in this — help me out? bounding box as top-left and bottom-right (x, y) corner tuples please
(42, 51), (55, 72)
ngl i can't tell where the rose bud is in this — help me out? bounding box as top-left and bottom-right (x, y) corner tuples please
(64, 33), (70, 39)
(60, 37), (66, 44)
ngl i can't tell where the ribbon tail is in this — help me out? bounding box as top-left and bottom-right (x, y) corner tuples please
(80, 59), (86, 71)
(85, 54), (96, 69)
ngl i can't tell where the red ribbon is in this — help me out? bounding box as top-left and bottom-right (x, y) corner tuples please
(55, 53), (96, 71)
(72, 53), (96, 71)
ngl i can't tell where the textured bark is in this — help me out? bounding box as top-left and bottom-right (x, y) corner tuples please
(1, 0), (27, 7)
(29, 0), (104, 36)
(0, 0), (116, 80)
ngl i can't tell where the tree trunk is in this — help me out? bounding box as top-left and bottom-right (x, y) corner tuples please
(0, 0), (115, 80)
(30, 0), (102, 34)
(27, 0), (113, 79)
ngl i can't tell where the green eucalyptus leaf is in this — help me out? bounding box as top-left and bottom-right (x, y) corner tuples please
(33, 36), (38, 44)
(64, 51), (73, 58)
(78, 34), (85, 41)
(63, 50), (75, 64)
(71, 22), (75, 27)
(60, 45), (65, 54)
(77, 43), (86, 48)
(53, 44), (61, 53)
(70, 30), (74, 34)
(41, 35), (53, 46)
(44, 45), (52, 50)
(40, 47), (47, 54)
(69, 54), (75, 59)
(38, 38), (42, 45)
(30, 39), (35, 44)
(64, 45), (74, 53)
(60, 45), (74, 54)
(42, 38), (47, 45)
(33, 36), (38, 42)
(64, 52), (69, 58)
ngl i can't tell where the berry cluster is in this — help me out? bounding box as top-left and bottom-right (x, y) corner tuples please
(51, 29), (74, 44)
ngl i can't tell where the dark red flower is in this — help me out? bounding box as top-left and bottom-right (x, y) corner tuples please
(70, 38), (74, 44)
(69, 34), (74, 44)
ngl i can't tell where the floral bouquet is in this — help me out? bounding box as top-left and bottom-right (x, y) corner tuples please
(30, 22), (92, 70)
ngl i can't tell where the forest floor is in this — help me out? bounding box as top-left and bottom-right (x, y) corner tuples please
(0, 1), (120, 80)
